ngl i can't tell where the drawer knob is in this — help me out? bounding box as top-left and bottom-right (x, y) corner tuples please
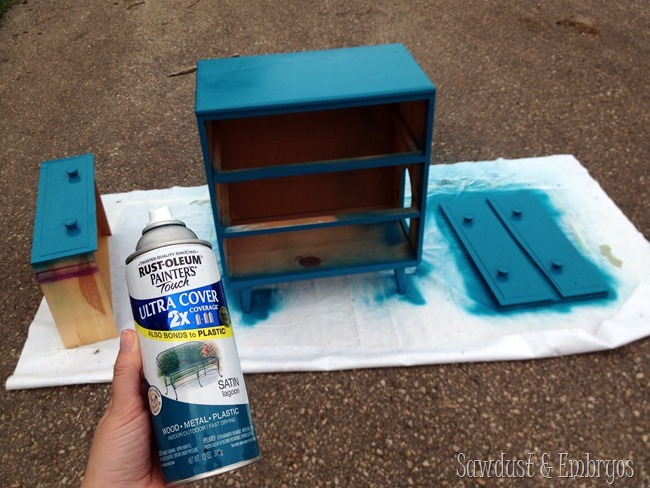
(496, 266), (510, 278)
(63, 218), (79, 230)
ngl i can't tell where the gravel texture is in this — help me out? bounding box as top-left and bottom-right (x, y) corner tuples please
(1, 1), (648, 486)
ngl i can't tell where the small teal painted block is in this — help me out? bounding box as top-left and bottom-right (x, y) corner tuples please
(31, 154), (98, 265)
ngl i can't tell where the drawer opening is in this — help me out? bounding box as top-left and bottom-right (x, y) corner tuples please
(222, 220), (418, 284)
(215, 164), (424, 228)
(206, 101), (429, 172)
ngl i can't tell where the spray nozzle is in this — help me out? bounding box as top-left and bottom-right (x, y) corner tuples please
(142, 206), (186, 234)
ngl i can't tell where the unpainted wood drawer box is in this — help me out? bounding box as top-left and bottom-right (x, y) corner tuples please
(31, 154), (118, 348)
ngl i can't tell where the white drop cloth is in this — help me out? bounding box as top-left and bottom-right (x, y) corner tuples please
(6, 155), (650, 390)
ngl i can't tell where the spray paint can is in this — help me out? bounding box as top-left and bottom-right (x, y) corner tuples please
(125, 206), (260, 486)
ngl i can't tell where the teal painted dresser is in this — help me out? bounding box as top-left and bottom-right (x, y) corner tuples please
(195, 44), (436, 311)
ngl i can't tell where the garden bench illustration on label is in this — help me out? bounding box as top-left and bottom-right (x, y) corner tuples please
(156, 341), (221, 400)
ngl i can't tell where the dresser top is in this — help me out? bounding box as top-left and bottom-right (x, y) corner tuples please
(195, 44), (435, 117)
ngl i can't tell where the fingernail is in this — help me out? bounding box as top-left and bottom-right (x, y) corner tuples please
(120, 330), (134, 352)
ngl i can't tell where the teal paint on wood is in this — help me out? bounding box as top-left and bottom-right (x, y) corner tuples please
(488, 192), (609, 300)
(195, 44), (436, 311)
(440, 197), (557, 307)
(196, 44), (435, 116)
(439, 190), (610, 309)
(31, 154), (98, 265)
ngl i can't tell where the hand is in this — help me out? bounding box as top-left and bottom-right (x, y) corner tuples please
(82, 329), (166, 487)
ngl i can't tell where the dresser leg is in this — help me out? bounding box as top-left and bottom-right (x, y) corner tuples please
(240, 288), (253, 313)
(394, 268), (407, 295)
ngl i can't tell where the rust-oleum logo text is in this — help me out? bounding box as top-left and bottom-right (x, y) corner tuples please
(138, 255), (202, 293)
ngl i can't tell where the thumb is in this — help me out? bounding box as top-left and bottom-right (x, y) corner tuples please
(111, 329), (144, 411)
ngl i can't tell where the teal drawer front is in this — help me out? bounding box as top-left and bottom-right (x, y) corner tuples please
(441, 197), (556, 307)
(488, 192), (610, 300)
(440, 191), (609, 308)
(31, 154), (97, 265)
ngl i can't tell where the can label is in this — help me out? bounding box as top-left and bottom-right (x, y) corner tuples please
(126, 243), (259, 484)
